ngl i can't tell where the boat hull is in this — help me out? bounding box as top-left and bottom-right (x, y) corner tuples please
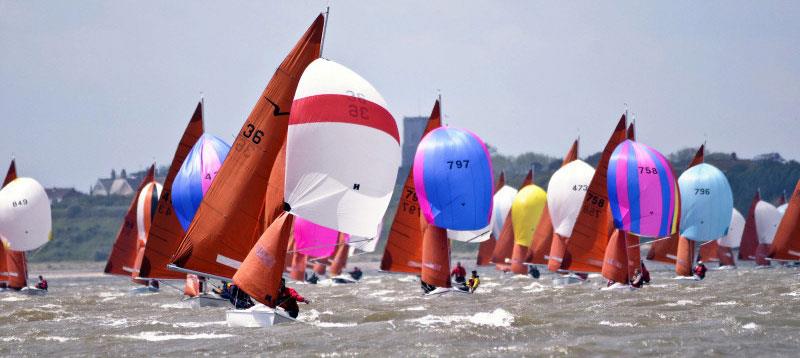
(226, 306), (293, 327)
(19, 287), (47, 296)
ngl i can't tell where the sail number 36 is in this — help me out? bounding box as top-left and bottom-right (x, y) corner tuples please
(242, 124), (264, 144)
(346, 90), (369, 120)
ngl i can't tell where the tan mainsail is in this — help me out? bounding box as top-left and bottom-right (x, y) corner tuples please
(548, 115), (627, 273)
(328, 233), (349, 276)
(738, 192), (760, 261)
(770, 179), (800, 261)
(171, 16), (324, 278)
(601, 230), (629, 283)
(379, 101), (441, 273)
(139, 103), (204, 279)
(104, 165), (155, 281)
(528, 140), (579, 265)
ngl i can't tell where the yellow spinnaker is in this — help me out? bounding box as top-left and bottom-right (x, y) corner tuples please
(511, 184), (547, 247)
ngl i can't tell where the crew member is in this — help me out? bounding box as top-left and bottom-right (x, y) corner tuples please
(694, 260), (708, 280)
(348, 266), (363, 281)
(277, 278), (311, 318)
(641, 262), (651, 284)
(465, 271), (480, 293)
(450, 262), (466, 284)
(630, 269), (644, 288)
(35, 275), (48, 290)
(228, 284), (254, 309)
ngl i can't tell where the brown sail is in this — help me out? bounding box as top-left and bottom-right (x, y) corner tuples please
(232, 212), (295, 307)
(104, 165), (155, 277)
(738, 192), (760, 260)
(138, 102), (204, 279)
(770, 179), (800, 261)
(476, 172), (505, 266)
(328, 233), (349, 276)
(380, 100), (441, 273)
(492, 170), (532, 269)
(717, 245), (736, 266)
(420, 217), (451, 288)
(601, 230), (629, 283)
(548, 115), (627, 272)
(528, 140), (579, 265)
(171, 15), (324, 278)
(674, 144), (704, 275)
(699, 240), (720, 262)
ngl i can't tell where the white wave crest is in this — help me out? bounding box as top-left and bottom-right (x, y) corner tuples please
(407, 308), (514, 328)
(114, 331), (234, 342)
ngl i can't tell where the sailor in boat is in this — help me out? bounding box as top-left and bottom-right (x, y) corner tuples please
(693, 261), (708, 280)
(35, 275), (48, 291)
(450, 262), (466, 284)
(304, 271), (319, 285)
(148, 279), (160, 290)
(276, 278), (311, 319)
(640, 262), (651, 284)
(630, 269), (644, 288)
(528, 265), (541, 279)
(348, 266), (363, 281)
(213, 282), (232, 300)
(465, 271), (480, 293)
(420, 277), (436, 294)
(228, 284), (255, 309)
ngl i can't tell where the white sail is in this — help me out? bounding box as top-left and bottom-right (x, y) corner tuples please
(348, 222), (382, 256)
(0, 177), (52, 251)
(777, 203), (788, 216)
(717, 208), (745, 248)
(754, 201), (781, 244)
(285, 59), (401, 237)
(136, 182), (162, 244)
(547, 160), (595, 237)
(492, 186), (517, 237)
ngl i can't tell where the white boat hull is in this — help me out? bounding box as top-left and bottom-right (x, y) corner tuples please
(713, 265), (736, 271)
(19, 287), (47, 295)
(423, 286), (471, 297)
(330, 275), (358, 284)
(672, 275), (701, 282)
(129, 286), (159, 294)
(226, 306), (293, 327)
(600, 282), (636, 291)
(552, 274), (586, 286)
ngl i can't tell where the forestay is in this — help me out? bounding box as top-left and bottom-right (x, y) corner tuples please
(547, 160), (594, 238)
(677, 163), (733, 242)
(607, 140), (679, 238)
(172, 133), (231, 231)
(413, 127), (494, 230)
(284, 58), (400, 237)
(0, 178), (52, 251)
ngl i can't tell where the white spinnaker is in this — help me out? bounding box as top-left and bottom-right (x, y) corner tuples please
(136, 182), (162, 244)
(754, 201), (781, 244)
(778, 203), (788, 216)
(0, 178), (52, 251)
(285, 59), (400, 237)
(492, 186), (517, 237)
(547, 160), (595, 237)
(348, 222), (382, 256)
(718, 209), (745, 248)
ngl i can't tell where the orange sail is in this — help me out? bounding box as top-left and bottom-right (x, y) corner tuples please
(232, 213), (295, 307)
(289, 251), (307, 281)
(493, 170), (532, 269)
(380, 101), (441, 273)
(476, 172), (505, 266)
(0, 160), (27, 290)
(104, 165), (155, 278)
(184, 274), (200, 297)
(420, 216), (451, 288)
(528, 140), (579, 265)
(328, 233), (349, 276)
(699, 240), (720, 262)
(138, 102), (204, 279)
(675, 236), (694, 276)
(770, 179), (800, 261)
(738, 192), (760, 260)
(548, 115), (627, 273)
(674, 145), (705, 275)
(171, 16), (324, 278)
(601, 230), (629, 283)
(717, 245), (736, 266)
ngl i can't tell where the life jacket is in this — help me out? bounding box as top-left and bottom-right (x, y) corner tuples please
(467, 277), (480, 288)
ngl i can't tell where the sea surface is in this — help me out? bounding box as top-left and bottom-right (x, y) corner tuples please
(1, 258), (799, 357)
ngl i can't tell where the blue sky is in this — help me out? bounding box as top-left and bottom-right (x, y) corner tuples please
(1, 1), (798, 188)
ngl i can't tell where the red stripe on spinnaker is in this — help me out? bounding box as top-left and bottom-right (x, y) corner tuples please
(290, 94), (399, 143)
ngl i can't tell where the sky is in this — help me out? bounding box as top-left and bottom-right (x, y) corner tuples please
(1, 1), (798, 189)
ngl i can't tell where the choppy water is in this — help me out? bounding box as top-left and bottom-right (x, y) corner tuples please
(1, 259), (799, 357)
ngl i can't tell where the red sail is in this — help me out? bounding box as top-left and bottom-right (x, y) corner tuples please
(312, 262), (327, 275)
(717, 245), (736, 266)
(528, 140), (579, 265)
(171, 15), (324, 278)
(492, 170), (532, 268)
(233, 213), (295, 307)
(699, 240), (720, 262)
(646, 236), (679, 264)
(139, 102), (204, 279)
(380, 100), (441, 273)
(738, 192), (761, 260)
(548, 115), (627, 272)
(289, 251), (307, 282)
(328, 233), (349, 276)
(1, 160), (27, 289)
(602, 230), (629, 283)
(675, 236), (694, 276)
(104, 165), (155, 278)
(476, 172), (505, 266)
(420, 216), (451, 288)
(755, 243), (771, 266)
(626, 233), (641, 276)
(3, 160), (16, 186)
(770, 179), (800, 261)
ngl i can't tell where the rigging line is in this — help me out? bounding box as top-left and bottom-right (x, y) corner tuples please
(626, 235), (672, 248)
(286, 238), (372, 254)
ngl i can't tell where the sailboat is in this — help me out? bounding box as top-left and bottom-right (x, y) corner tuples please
(0, 160), (53, 295)
(291, 216), (339, 283)
(547, 114), (627, 284)
(491, 171), (532, 271)
(769, 179), (800, 262)
(230, 57), (400, 326)
(605, 139), (679, 288)
(476, 172), (507, 266)
(104, 165), (160, 292)
(716, 209), (745, 268)
(507, 181), (547, 275)
(380, 100), (441, 274)
(754, 199), (782, 267)
(413, 126), (494, 295)
(738, 192), (761, 262)
(169, 14), (325, 282)
(525, 140), (580, 273)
